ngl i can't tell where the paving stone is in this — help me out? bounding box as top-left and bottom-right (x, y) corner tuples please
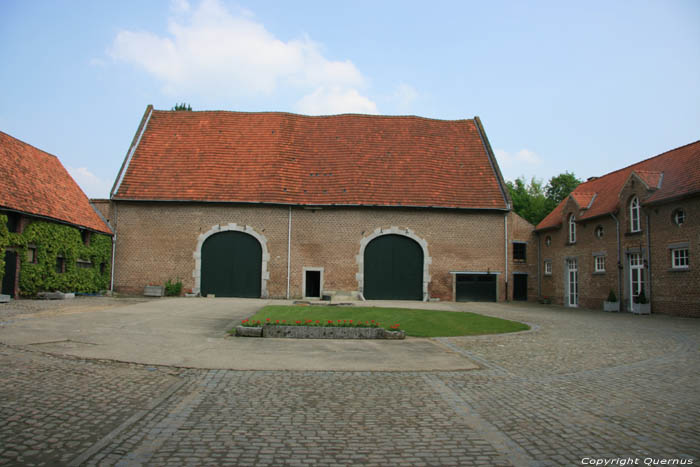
(1, 302), (699, 465)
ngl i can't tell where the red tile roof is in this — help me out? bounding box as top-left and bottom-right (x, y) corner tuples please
(536, 140), (700, 231)
(0, 131), (112, 234)
(112, 108), (509, 210)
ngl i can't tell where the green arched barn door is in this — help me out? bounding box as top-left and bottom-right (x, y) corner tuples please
(364, 234), (423, 300)
(201, 231), (262, 298)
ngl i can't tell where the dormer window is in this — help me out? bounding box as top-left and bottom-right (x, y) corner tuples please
(630, 196), (641, 233)
(568, 214), (576, 244)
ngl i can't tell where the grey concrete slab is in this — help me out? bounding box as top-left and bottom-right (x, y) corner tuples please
(0, 297), (478, 371)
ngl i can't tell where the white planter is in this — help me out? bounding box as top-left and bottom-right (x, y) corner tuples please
(632, 303), (651, 315)
(603, 301), (620, 312)
(144, 285), (164, 297)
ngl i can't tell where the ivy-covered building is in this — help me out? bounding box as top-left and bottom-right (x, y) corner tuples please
(0, 131), (113, 298)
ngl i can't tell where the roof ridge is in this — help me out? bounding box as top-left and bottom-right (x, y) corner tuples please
(151, 108), (475, 123)
(575, 139), (700, 191)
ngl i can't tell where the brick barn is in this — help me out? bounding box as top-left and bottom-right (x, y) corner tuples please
(105, 106), (536, 302)
(535, 140), (700, 317)
(1, 131), (113, 299)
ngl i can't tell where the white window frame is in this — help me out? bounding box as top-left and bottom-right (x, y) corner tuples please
(568, 214), (576, 244)
(566, 258), (578, 307)
(594, 255), (606, 273)
(673, 209), (685, 226)
(544, 260), (552, 276)
(671, 248), (689, 269)
(630, 197), (641, 233)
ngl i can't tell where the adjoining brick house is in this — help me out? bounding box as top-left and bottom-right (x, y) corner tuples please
(104, 106), (537, 302)
(0, 131), (113, 298)
(535, 140), (700, 317)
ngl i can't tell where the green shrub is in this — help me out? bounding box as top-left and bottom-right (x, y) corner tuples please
(607, 289), (617, 302)
(164, 279), (183, 296)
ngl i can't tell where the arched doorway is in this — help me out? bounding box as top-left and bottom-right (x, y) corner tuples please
(200, 231), (262, 298)
(363, 234), (423, 300)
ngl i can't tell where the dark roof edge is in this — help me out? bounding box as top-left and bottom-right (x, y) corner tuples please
(0, 205), (113, 235)
(110, 105), (153, 198)
(643, 189), (700, 206)
(474, 116), (511, 210)
(110, 198), (510, 212)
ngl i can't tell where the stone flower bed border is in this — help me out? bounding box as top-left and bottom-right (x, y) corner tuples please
(235, 319), (405, 340)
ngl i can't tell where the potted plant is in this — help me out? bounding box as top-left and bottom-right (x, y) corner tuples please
(603, 289), (619, 312)
(632, 287), (651, 315)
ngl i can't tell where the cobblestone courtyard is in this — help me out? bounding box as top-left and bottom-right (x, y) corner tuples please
(1, 298), (698, 466)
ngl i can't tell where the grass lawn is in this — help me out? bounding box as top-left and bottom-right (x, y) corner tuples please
(242, 305), (529, 338)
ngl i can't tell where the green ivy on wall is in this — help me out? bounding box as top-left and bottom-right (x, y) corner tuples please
(0, 213), (112, 296)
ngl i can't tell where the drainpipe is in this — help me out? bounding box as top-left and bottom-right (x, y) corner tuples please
(504, 213), (509, 301)
(537, 232), (541, 298)
(610, 212), (621, 307)
(110, 203), (117, 294)
(646, 211), (652, 311)
(286, 206), (292, 299)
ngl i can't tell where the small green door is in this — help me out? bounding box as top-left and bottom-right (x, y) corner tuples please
(201, 231), (262, 298)
(364, 234), (423, 300)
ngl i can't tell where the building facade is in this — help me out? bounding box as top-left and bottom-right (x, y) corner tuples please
(0, 131), (113, 298)
(535, 141), (700, 317)
(105, 106), (537, 302)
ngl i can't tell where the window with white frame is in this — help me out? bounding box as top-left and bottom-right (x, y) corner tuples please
(594, 255), (606, 273)
(568, 214), (576, 244)
(671, 248), (689, 269)
(544, 260), (552, 275)
(630, 196), (641, 232)
(673, 209), (686, 226)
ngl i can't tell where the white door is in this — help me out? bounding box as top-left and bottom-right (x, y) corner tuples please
(567, 258), (578, 307)
(629, 253), (645, 311)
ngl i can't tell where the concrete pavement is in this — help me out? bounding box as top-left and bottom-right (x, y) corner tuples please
(0, 297), (479, 371)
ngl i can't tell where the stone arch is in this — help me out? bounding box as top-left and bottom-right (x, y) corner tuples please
(193, 223), (270, 297)
(356, 226), (431, 301)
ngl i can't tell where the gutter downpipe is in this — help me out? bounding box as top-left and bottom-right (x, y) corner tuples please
(537, 231), (541, 298)
(646, 211), (652, 312)
(110, 203), (117, 294)
(610, 213), (621, 308)
(286, 206), (292, 299)
(504, 213), (509, 301)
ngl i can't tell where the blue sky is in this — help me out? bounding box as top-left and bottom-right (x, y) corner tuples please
(1, 0), (699, 198)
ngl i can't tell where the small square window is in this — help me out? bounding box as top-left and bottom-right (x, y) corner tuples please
(77, 259), (92, 269)
(595, 225), (604, 239)
(594, 256), (606, 273)
(545, 236), (552, 247)
(513, 243), (526, 262)
(544, 261), (552, 276)
(26, 247), (37, 264)
(671, 248), (689, 269)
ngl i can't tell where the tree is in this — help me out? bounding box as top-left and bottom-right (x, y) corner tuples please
(506, 172), (582, 225)
(172, 103), (192, 111)
(545, 172), (581, 205)
(506, 177), (553, 225)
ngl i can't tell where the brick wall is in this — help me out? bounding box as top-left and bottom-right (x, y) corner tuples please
(111, 201), (512, 301)
(647, 196), (700, 317)
(507, 212), (538, 301)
